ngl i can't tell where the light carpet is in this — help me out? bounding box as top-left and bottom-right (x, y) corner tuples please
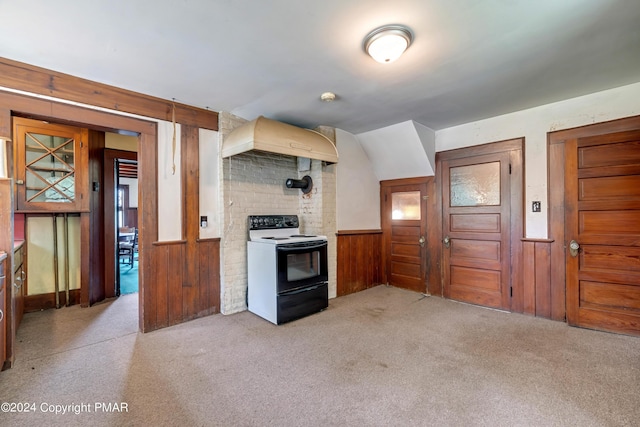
(2, 285), (639, 426)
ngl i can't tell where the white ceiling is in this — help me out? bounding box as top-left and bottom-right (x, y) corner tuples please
(1, 0), (639, 134)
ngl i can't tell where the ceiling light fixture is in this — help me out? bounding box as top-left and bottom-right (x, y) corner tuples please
(363, 24), (413, 64)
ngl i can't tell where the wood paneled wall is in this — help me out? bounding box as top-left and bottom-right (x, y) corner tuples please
(521, 239), (557, 319)
(145, 239), (220, 330)
(336, 230), (382, 296)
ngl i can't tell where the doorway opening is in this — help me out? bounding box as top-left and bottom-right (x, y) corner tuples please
(116, 159), (139, 295)
(105, 146), (139, 298)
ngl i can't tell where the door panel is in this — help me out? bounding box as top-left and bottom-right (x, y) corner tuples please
(566, 129), (640, 335)
(442, 151), (512, 310)
(381, 179), (429, 293)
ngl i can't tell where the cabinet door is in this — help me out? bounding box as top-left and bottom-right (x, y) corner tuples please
(13, 117), (89, 212)
(0, 287), (5, 365)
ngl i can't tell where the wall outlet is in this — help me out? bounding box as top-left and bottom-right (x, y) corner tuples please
(532, 201), (541, 212)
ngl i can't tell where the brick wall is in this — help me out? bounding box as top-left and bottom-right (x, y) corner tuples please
(219, 113), (338, 314)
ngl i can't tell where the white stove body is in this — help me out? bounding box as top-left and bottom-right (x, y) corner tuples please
(247, 215), (328, 324)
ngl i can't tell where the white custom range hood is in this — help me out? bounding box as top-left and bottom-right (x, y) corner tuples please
(222, 116), (338, 164)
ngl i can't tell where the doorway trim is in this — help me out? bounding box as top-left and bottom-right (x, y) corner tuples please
(0, 89), (157, 332)
(548, 114), (640, 321)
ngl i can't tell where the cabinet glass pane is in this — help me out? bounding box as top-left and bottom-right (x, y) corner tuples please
(450, 161), (500, 206)
(24, 132), (75, 203)
(392, 191), (421, 220)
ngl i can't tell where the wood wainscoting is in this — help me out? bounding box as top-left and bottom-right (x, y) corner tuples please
(145, 239), (220, 330)
(521, 238), (557, 319)
(336, 230), (383, 297)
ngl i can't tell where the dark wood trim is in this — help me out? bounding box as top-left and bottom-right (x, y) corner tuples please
(0, 179), (15, 367)
(0, 57), (218, 130)
(509, 144), (525, 313)
(139, 131), (158, 332)
(521, 238), (554, 243)
(547, 114), (640, 322)
(24, 289), (82, 312)
(379, 176), (430, 186)
(152, 240), (187, 246)
(196, 237), (221, 243)
(436, 138), (524, 161)
(182, 124), (199, 320)
(336, 229), (382, 235)
(88, 130), (106, 305)
(425, 176), (440, 296)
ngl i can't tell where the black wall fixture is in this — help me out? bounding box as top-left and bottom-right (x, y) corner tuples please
(285, 175), (313, 194)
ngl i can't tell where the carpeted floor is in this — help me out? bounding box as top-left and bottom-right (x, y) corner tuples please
(2, 285), (639, 426)
(119, 260), (138, 294)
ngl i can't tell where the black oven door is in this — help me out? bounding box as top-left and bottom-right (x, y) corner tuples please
(276, 240), (328, 293)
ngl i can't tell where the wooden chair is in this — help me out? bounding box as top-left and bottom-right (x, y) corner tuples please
(118, 227), (135, 267)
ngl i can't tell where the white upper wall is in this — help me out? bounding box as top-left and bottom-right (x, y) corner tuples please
(436, 81), (640, 238)
(336, 128), (380, 230)
(357, 121), (435, 181)
(157, 121), (182, 241)
(199, 128), (221, 239)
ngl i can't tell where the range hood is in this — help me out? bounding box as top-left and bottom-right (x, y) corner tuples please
(222, 116), (338, 164)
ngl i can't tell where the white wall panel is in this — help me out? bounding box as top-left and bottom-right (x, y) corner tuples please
(157, 120), (182, 241)
(199, 128), (220, 238)
(336, 128), (380, 230)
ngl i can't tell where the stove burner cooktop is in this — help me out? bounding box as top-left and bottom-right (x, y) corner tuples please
(248, 215), (327, 244)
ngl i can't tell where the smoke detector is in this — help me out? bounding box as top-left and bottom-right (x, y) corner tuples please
(320, 92), (336, 102)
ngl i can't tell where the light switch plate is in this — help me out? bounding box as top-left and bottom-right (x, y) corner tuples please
(532, 201), (541, 212)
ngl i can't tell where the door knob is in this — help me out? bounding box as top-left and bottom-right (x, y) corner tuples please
(569, 240), (580, 257)
(443, 236), (450, 249)
(418, 236), (425, 247)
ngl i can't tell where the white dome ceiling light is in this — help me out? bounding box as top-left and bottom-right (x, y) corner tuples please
(363, 24), (413, 64)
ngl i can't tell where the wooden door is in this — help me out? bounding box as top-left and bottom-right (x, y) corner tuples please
(381, 178), (429, 293)
(565, 129), (640, 335)
(441, 145), (519, 310)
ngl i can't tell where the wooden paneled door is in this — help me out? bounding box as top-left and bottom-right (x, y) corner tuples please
(438, 139), (523, 311)
(565, 129), (640, 335)
(381, 178), (430, 293)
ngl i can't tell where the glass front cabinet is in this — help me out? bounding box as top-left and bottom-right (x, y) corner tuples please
(13, 117), (89, 212)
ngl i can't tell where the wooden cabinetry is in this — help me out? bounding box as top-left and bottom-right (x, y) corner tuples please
(0, 253), (6, 365)
(13, 242), (25, 329)
(13, 117), (89, 212)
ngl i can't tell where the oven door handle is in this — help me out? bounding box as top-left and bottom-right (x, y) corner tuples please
(279, 283), (326, 296)
(277, 242), (327, 252)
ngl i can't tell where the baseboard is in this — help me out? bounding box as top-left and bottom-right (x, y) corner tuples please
(24, 289), (82, 312)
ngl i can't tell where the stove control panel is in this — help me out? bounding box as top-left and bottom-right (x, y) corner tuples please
(248, 215), (299, 230)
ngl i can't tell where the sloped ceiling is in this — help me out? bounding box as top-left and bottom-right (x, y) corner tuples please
(357, 121), (435, 181)
(0, 1), (639, 134)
